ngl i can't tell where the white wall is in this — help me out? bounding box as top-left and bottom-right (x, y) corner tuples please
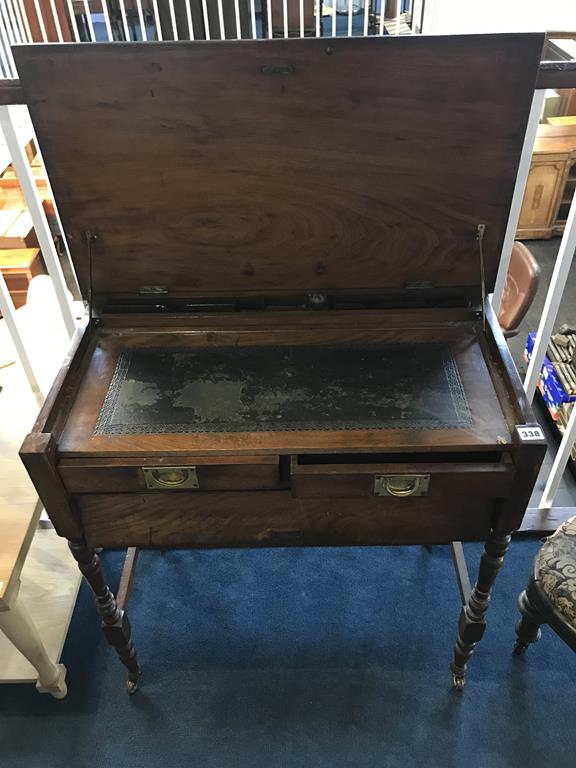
(423, 0), (576, 36)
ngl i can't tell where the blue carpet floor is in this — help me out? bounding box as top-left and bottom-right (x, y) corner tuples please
(0, 539), (575, 768)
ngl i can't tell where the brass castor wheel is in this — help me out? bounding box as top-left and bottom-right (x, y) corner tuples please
(126, 670), (142, 695)
(452, 672), (465, 691)
(513, 640), (529, 656)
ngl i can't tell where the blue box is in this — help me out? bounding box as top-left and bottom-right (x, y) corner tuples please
(525, 332), (576, 418)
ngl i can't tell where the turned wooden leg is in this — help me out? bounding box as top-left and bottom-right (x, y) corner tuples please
(450, 529), (511, 690)
(513, 588), (543, 655)
(68, 539), (141, 694)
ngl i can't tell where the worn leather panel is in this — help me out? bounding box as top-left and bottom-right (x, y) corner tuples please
(94, 343), (472, 435)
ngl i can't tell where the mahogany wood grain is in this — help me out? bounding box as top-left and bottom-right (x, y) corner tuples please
(483, 299), (534, 426)
(14, 36), (544, 304)
(96, 307), (479, 329)
(77, 491), (495, 548)
(290, 458), (515, 499)
(494, 426), (547, 534)
(27, 319), (93, 439)
(59, 455), (283, 493)
(19, 433), (82, 539)
(57, 321), (513, 457)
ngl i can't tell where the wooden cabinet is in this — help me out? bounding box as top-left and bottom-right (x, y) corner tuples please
(518, 155), (566, 238)
(517, 126), (576, 240)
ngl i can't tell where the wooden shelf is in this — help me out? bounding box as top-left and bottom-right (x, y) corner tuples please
(0, 338), (81, 689)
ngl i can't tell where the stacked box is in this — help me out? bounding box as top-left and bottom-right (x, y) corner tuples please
(525, 332), (576, 419)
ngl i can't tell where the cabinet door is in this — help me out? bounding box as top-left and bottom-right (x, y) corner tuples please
(518, 157), (566, 239)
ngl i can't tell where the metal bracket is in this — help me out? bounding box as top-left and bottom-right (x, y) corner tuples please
(477, 223), (486, 331)
(84, 230), (97, 324)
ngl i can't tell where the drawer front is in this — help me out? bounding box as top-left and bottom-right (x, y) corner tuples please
(290, 458), (514, 499)
(77, 491), (495, 548)
(59, 456), (283, 493)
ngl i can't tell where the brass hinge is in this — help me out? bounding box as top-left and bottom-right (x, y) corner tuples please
(477, 223), (486, 331)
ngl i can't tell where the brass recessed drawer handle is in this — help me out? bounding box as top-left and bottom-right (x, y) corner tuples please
(374, 474), (430, 497)
(142, 466), (199, 490)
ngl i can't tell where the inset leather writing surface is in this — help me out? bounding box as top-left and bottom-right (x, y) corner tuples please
(57, 323), (511, 456)
(14, 35), (543, 303)
(94, 343), (471, 435)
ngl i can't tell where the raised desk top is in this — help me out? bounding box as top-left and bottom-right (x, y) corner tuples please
(13, 35), (544, 311)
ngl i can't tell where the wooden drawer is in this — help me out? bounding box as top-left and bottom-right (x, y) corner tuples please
(77, 491), (495, 548)
(59, 456), (284, 493)
(290, 456), (514, 499)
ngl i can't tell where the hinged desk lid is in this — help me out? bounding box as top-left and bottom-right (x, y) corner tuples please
(14, 34), (543, 305)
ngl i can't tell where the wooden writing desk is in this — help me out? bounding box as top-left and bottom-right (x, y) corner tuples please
(13, 35), (546, 694)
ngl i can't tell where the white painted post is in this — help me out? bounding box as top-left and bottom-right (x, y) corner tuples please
(0, 10), (15, 78)
(316, 0), (320, 37)
(540, 405), (576, 509)
(65, 0), (80, 42)
(118, 0), (130, 41)
(0, 592), (67, 698)
(82, 0), (96, 40)
(299, 0), (303, 37)
(395, 0), (399, 35)
(217, 0), (225, 38)
(84, 0), (96, 43)
(331, 0), (336, 36)
(185, 0), (194, 39)
(31, 0), (47, 42)
(0, 0), (18, 47)
(135, 0), (147, 41)
(363, 0), (369, 36)
(201, 0), (210, 39)
(492, 90), (545, 316)
(379, 0), (384, 35)
(15, 0), (33, 42)
(48, 0), (63, 41)
(524, 191), (576, 403)
(282, 0), (287, 38)
(101, 0), (113, 41)
(266, 0), (271, 38)
(233, 0), (240, 39)
(250, 0), (256, 39)
(167, 0), (178, 39)
(152, 0), (163, 39)
(347, 0), (352, 36)
(0, 271), (41, 397)
(5, 0), (24, 43)
(0, 106), (76, 338)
